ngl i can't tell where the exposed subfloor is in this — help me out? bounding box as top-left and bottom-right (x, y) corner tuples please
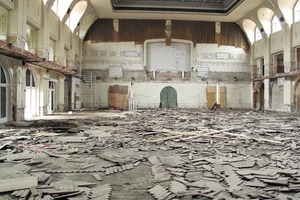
(1, 109), (300, 199)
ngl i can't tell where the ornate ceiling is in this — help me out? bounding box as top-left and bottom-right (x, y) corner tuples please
(111, 0), (244, 15)
(89, 0), (265, 22)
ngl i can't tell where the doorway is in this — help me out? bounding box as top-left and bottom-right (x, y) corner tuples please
(25, 69), (37, 118)
(254, 81), (264, 109)
(259, 83), (264, 109)
(160, 86), (177, 109)
(49, 81), (56, 113)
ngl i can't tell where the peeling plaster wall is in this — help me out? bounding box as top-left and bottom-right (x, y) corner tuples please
(292, 22), (300, 47)
(0, 55), (23, 121)
(72, 77), (81, 110)
(82, 42), (252, 109)
(0, 54), (68, 122)
(89, 82), (251, 109)
(271, 78), (284, 111)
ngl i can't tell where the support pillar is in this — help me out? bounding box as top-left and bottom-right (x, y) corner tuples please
(264, 79), (271, 110)
(283, 79), (292, 112)
(39, 69), (47, 116)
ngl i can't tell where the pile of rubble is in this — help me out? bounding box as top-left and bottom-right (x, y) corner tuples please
(0, 109), (300, 199)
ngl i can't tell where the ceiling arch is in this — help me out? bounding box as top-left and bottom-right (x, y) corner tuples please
(257, 7), (274, 36)
(67, 0), (88, 32)
(278, 0), (297, 25)
(242, 19), (256, 44)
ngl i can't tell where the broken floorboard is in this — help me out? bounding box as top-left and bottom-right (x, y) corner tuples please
(1, 109), (300, 199)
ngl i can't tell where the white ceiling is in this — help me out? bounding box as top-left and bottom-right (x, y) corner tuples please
(89, 0), (265, 22)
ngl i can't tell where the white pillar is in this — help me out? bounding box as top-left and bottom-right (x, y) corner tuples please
(216, 82), (220, 105)
(283, 79), (292, 112)
(39, 69), (47, 116)
(264, 79), (270, 110)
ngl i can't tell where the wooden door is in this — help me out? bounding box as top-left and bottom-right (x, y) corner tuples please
(108, 85), (128, 109)
(206, 86), (216, 109)
(220, 86), (226, 109)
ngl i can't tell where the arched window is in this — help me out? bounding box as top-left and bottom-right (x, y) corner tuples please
(1, 66), (8, 120)
(295, 1), (300, 22)
(26, 69), (35, 87)
(25, 69), (37, 118)
(65, 1), (87, 32)
(51, 0), (73, 20)
(255, 27), (262, 41)
(272, 15), (282, 33)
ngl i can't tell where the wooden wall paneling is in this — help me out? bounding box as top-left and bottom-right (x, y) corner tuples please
(84, 19), (248, 50)
(220, 86), (226, 109)
(206, 86), (216, 109)
(120, 20), (136, 42)
(145, 20), (165, 40)
(136, 20), (146, 44)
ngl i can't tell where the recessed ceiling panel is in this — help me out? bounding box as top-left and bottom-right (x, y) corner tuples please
(111, 0), (244, 15)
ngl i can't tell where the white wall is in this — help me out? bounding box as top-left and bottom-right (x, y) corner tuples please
(63, 24), (71, 49)
(195, 44), (248, 64)
(292, 22), (300, 47)
(271, 78), (284, 111)
(82, 42), (252, 109)
(49, 11), (59, 41)
(83, 41), (144, 70)
(253, 40), (264, 59)
(270, 31), (284, 54)
(85, 81), (252, 109)
(27, 0), (42, 29)
(225, 83), (252, 108)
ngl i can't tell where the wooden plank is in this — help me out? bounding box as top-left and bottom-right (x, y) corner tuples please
(0, 176), (38, 193)
(92, 173), (103, 181)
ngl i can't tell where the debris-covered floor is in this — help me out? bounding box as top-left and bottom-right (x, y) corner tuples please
(1, 109), (300, 200)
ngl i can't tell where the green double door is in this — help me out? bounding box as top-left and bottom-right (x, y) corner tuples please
(160, 86), (177, 109)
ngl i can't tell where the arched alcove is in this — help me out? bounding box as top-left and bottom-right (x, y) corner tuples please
(258, 8), (275, 36)
(278, 0), (297, 25)
(160, 86), (177, 109)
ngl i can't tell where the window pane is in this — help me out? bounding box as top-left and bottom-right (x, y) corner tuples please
(26, 69), (31, 86)
(1, 87), (6, 118)
(296, 10), (300, 22)
(295, 2), (300, 22)
(1, 67), (6, 84)
(272, 16), (281, 33)
(32, 75), (35, 87)
(255, 27), (262, 41)
(51, 0), (58, 13)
